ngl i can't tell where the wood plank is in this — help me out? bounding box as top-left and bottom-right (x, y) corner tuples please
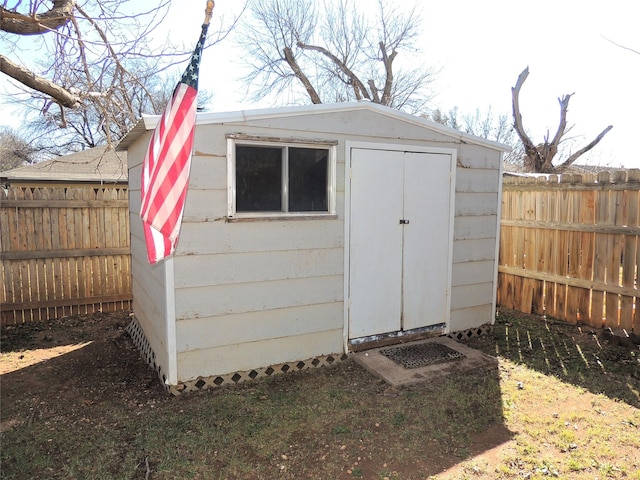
(591, 190), (608, 327)
(520, 278), (534, 314)
(531, 189), (545, 315)
(0, 294), (133, 312)
(620, 189), (638, 329)
(605, 190), (624, 326)
(500, 219), (640, 235)
(1, 247), (130, 260)
(498, 266), (637, 297)
(32, 188), (44, 251)
(579, 189), (595, 323)
(0, 199), (127, 208)
(502, 182), (640, 192)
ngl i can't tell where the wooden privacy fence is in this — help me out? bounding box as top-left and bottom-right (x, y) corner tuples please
(1, 185), (132, 325)
(498, 170), (640, 332)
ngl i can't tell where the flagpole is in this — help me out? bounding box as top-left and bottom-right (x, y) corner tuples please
(204, 1), (215, 25)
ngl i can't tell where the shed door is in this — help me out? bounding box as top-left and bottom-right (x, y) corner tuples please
(348, 147), (453, 339)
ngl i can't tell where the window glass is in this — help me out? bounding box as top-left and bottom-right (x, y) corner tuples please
(236, 146), (282, 212)
(288, 147), (328, 212)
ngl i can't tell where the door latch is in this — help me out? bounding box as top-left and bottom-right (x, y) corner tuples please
(399, 219), (410, 224)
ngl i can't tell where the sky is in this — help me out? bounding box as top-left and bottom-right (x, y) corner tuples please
(1, 0), (638, 168)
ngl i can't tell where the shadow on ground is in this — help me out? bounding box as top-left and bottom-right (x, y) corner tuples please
(467, 308), (640, 409)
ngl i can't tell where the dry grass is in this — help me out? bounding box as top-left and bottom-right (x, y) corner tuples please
(1, 309), (638, 479)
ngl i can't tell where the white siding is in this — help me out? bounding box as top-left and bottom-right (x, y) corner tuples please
(174, 248), (343, 288)
(175, 275), (343, 319)
(455, 193), (498, 216)
(449, 144), (503, 332)
(177, 219), (344, 255)
(450, 304), (494, 331)
(128, 156), (172, 380)
(452, 260), (496, 286)
(177, 329), (343, 382)
(454, 215), (498, 241)
(176, 303), (343, 351)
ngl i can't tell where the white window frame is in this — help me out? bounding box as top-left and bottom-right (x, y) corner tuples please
(227, 137), (337, 219)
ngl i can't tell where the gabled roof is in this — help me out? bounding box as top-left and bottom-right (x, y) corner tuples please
(1, 146), (128, 184)
(117, 102), (510, 152)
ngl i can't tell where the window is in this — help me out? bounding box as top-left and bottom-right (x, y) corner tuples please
(229, 139), (335, 217)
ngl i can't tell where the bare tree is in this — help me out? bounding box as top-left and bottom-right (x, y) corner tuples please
(1, 1), (239, 154)
(0, 127), (38, 171)
(429, 106), (524, 169)
(237, 0), (436, 112)
(511, 67), (613, 173)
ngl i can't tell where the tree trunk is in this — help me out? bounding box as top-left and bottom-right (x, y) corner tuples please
(1, 1), (76, 35)
(283, 47), (322, 104)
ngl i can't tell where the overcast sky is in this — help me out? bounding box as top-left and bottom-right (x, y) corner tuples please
(1, 0), (638, 168)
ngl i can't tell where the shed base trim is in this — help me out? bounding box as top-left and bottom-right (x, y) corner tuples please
(126, 317), (166, 384)
(126, 317), (348, 395)
(446, 324), (493, 342)
(171, 353), (349, 395)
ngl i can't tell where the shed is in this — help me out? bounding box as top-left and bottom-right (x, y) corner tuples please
(118, 102), (507, 394)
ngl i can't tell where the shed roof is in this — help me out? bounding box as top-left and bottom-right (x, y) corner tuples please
(117, 102), (510, 152)
(1, 146), (128, 184)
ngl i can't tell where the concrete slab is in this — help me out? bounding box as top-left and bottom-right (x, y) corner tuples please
(352, 336), (498, 387)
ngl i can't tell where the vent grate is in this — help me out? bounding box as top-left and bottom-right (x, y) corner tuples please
(380, 342), (466, 369)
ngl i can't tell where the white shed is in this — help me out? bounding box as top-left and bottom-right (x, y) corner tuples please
(118, 102), (507, 394)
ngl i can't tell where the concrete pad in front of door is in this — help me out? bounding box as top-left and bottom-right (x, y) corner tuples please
(352, 336), (498, 387)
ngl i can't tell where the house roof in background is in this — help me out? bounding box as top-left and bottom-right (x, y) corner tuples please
(1, 146), (127, 184)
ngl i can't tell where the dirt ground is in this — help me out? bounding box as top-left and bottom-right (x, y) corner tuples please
(1, 310), (639, 479)
(0, 311), (167, 433)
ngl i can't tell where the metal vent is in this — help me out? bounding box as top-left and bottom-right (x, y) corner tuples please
(380, 341), (466, 369)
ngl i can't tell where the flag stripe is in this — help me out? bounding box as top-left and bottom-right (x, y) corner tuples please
(140, 22), (208, 264)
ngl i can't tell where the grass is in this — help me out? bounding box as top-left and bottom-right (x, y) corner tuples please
(1, 308), (639, 479)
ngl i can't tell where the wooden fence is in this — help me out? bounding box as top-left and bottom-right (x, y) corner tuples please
(1, 185), (132, 325)
(498, 170), (640, 332)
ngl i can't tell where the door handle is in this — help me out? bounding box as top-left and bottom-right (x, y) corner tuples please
(399, 219), (410, 224)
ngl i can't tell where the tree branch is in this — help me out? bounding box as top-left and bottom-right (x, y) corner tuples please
(556, 125), (614, 172)
(283, 47), (322, 104)
(0, 0), (76, 35)
(379, 41), (397, 105)
(367, 79), (381, 103)
(297, 41), (371, 101)
(0, 54), (80, 107)
(511, 66), (543, 171)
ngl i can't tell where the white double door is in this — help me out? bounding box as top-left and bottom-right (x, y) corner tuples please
(348, 146), (454, 339)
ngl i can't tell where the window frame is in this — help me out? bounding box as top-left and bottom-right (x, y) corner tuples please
(227, 137), (337, 219)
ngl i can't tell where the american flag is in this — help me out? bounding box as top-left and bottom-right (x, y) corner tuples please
(140, 20), (210, 264)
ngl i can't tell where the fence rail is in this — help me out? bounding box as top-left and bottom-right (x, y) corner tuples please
(497, 170), (640, 332)
(1, 185), (132, 325)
